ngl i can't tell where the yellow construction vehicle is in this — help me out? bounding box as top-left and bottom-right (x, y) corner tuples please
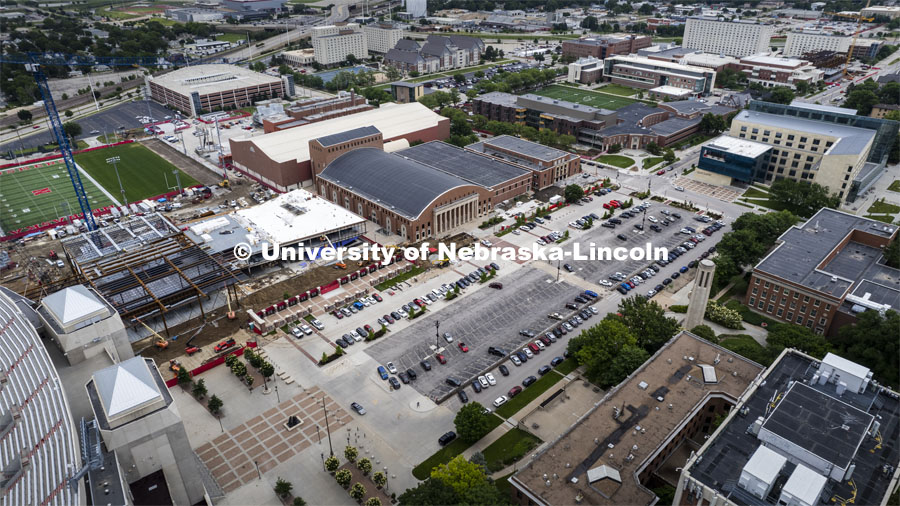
(828, 0), (876, 78)
(136, 317), (169, 349)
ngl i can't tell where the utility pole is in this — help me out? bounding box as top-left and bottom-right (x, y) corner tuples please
(322, 397), (334, 456)
(106, 156), (127, 206)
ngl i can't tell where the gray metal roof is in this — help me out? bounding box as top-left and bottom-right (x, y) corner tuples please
(93, 356), (163, 419)
(475, 91), (519, 107)
(315, 125), (381, 147)
(734, 110), (876, 155)
(651, 116), (701, 136)
(755, 208), (898, 298)
(399, 141), (530, 188)
(616, 102), (667, 126)
(394, 38), (420, 51)
(41, 284), (107, 326)
(385, 48), (425, 65)
(319, 147), (473, 220)
(473, 135), (574, 162)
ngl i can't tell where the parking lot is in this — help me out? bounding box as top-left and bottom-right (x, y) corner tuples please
(366, 266), (580, 401)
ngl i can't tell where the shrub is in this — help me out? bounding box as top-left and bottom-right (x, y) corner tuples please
(344, 445), (358, 463)
(372, 471), (387, 488)
(192, 379), (207, 399)
(705, 301), (743, 329)
(670, 304), (688, 313)
(293, 498), (307, 506)
(365, 498), (382, 506)
(350, 483), (367, 501)
(325, 456), (340, 473)
(274, 478), (293, 498)
(335, 469), (352, 488)
(357, 457), (372, 475)
(690, 325), (718, 343)
(207, 395), (223, 415)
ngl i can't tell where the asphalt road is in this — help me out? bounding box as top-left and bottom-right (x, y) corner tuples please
(1, 100), (172, 155)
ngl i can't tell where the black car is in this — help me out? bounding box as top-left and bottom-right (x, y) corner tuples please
(550, 356), (565, 366)
(566, 302), (578, 310)
(617, 286), (628, 294)
(421, 359), (432, 371)
(438, 431), (457, 446)
(573, 295), (587, 303)
(601, 222), (616, 229)
(655, 284), (664, 292)
(472, 380), (482, 393)
(522, 375), (537, 387)
(519, 330), (535, 338)
(589, 213), (600, 220)
(406, 369), (418, 380)
(498, 364), (510, 376)
(552, 327), (562, 338)
(609, 218), (622, 224)
(398, 371), (410, 384)
(356, 327), (368, 338)
(336, 337), (349, 348)
(672, 213), (681, 219)
(662, 278), (672, 285)
(671, 272), (680, 279)
(538, 365), (552, 375)
(488, 346), (506, 357)
(458, 390), (469, 403)
(650, 225), (661, 232)
(617, 234), (627, 241)
(350, 402), (366, 415)
(455, 280), (465, 290)
(564, 263), (574, 272)
(634, 224), (644, 231)
(388, 377), (401, 389)
(689, 260), (698, 268)
(446, 377), (461, 387)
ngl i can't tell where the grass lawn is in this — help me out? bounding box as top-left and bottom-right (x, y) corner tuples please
(888, 180), (900, 192)
(718, 334), (772, 366)
(716, 273), (750, 303)
(533, 84), (636, 111)
(483, 428), (542, 473)
(99, 7), (140, 19)
(595, 155), (635, 169)
(74, 142), (199, 203)
(554, 357), (579, 375)
(723, 299), (780, 328)
(494, 473), (514, 497)
(868, 200), (900, 214)
(865, 214), (896, 224)
(411, 414), (504, 479)
(599, 83), (638, 97)
(642, 157), (665, 170)
(495, 371), (566, 418)
(217, 33), (248, 43)
(0, 159), (114, 231)
(374, 265), (426, 291)
(741, 187), (770, 199)
(740, 198), (788, 211)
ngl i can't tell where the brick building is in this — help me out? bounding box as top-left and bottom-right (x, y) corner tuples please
(561, 34), (652, 60)
(147, 64), (286, 116)
(602, 55), (717, 96)
(261, 92), (371, 132)
(466, 135), (582, 190)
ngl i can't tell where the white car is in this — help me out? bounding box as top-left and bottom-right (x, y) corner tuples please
(291, 327), (302, 337)
(510, 355), (522, 366)
(523, 348), (534, 359)
(512, 229), (521, 235)
(310, 318), (324, 330)
(397, 309), (408, 318)
(599, 280), (612, 287)
(648, 216), (658, 223)
(362, 299), (372, 307)
(674, 186), (685, 191)
(443, 332), (453, 343)
(386, 362), (398, 374)
(481, 239), (493, 247)
(493, 395), (508, 407)
(563, 323), (573, 331)
(351, 331), (364, 343)
(589, 306), (598, 314)
(485, 373), (497, 386)
(534, 340), (546, 351)
(478, 376), (489, 388)
(536, 239), (546, 246)
(299, 325), (313, 335)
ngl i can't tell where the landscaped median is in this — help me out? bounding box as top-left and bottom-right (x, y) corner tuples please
(494, 369), (567, 418)
(411, 414), (504, 480)
(374, 265), (425, 291)
(594, 154), (635, 169)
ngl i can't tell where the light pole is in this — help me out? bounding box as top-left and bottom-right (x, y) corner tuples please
(434, 320), (440, 349)
(172, 170), (182, 195)
(106, 156), (127, 206)
(322, 397), (334, 456)
(321, 452), (325, 471)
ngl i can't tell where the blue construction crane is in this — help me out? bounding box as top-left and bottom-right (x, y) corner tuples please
(1, 54), (176, 231)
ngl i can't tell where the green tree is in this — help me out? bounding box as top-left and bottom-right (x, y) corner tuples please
(608, 143), (622, 153)
(430, 455), (490, 497)
(769, 179), (840, 218)
(344, 445), (358, 463)
(453, 72), (466, 84)
(884, 238), (900, 269)
(581, 15), (599, 30)
(260, 362), (275, 389)
(833, 310), (900, 385)
(845, 88), (880, 116)
(699, 113), (727, 135)
(274, 478), (293, 498)
(177, 366), (192, 386)
(564, 184), (584, 203)
(766, 324), (830, 359)
(614, 296), (680, 353)
(568, 319), (640, 387)
(384, 65), (402, 81)
(373, 471), (387, 488)
(225, 354), (238, 368)
(357, 457), (373, 475)
(325, 455), (340, 473)
(294, 497), (307, 506)
(62, 122), (82, 143)
(346, 53), (359, 64)
(398, 478), (458, 505)
(207, 395), (223, 415)
(663, 148), (676, 164)
(645, 141), (662, 156)
(766, 86), (795, 105)
(66, 110), (76, 118)
(350, 483), (367, 501)
(365, 498), (381, 506)
(335, 469), (352, 488)
(690, 325), (718, 343)
(192, 378), (207, 399)
(448, 88), (460, 106)
(17, 109), (32, 123)
(453, 402), (493, 443)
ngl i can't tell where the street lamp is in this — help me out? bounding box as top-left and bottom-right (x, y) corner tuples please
(106, 156), (127, 206)
(434, 320), (440, 349)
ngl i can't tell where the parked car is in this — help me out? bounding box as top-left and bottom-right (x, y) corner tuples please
(350, 402), (366, 415)
(498, 364), (510, 376)
(493, 396), (508, 407)
(421, 359), (432, 371)
(438, 431), (457, 446)
(508, 386), (523, 397)
(388, 377), (400, 389)
(522, 376), (537, 387)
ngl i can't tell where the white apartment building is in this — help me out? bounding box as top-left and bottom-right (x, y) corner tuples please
(363, 23), (403, 53)
(861, 5), (900, 19)
(311, 23), (368, 66)
(283, 48), (316, 66)
(406, 0), (427, 18)
(783, 31), (851, 57)
(683, 18), (774, 57)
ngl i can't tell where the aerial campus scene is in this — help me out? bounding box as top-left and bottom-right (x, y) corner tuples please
(0, 0), (899, 505)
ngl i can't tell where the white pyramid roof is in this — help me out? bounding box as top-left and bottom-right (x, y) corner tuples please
(42, 285), (107, 326)
(94, 357), (163, 419)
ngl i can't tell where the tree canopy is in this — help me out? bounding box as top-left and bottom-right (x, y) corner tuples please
(769, 179), (840, 218)
(832, 310), (900, 386)
(567, 318), (648, 387)
(612, 296), (680, 353)
(564, 184), (584, 203)
(453, 402), (494, 443)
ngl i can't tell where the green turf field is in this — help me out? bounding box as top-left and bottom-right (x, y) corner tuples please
(533, 85), (637, 110)
(74, 142), (199, 204)
(0, 159), (113, 232)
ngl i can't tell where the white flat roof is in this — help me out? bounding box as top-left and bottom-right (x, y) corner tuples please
(233, 189), (366, 245)
(704, 134), (772, 157)
(789, 100), (857, 116)
(651, 85), (694, 96)
(234, 102), (445, 164)
(684, 52), (739, 66)
(741, 54), (806, 67)
(822, 352), (871, 381)
(150, 63), (283, 97)
(782, 463), (828, 504)
(743, 445), (786, 484)
(608, 54), (713, 74)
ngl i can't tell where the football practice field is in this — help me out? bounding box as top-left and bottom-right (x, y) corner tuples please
(532, 85), (637, 110)
(0, 142), (199, 233)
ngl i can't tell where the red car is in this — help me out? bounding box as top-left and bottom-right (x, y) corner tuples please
(334, 310), (344, 319)
(527, 342), (540, 354)
(414, 298), (426, 307)
(603, 203), (612, 210)
(611, 200), (621, 208)
(508, 386), (523, 397)
(185, 345), (201, 356)
(436, 354), (447, 364)
(364, 324), (374, 333)
(383, 314), (394, 324)
(458, 342), (469, 352)
(373, 293), (383, 302)
(657, 170), (666, 175)
(214, 338), (236, 353)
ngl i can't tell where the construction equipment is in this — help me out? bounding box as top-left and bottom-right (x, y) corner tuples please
(185, 345), (202, 356)
(169, 359), (182, 372)
(226, 289), (236, 320)
(135, 316), (169, 349)
(829, 0), (876, 78)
